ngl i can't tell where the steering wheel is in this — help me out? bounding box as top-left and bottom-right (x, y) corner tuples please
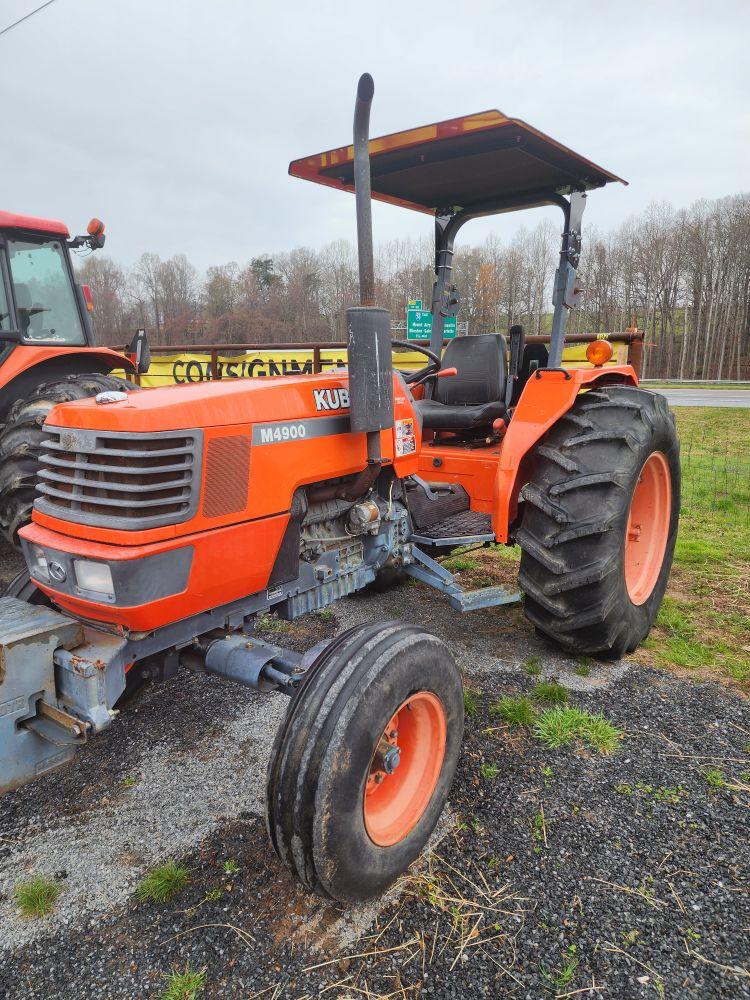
(391, 339), (442, 385)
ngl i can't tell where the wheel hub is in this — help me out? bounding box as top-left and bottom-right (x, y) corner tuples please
(624, 452), (672, 605)
(363, 692), (447, 847)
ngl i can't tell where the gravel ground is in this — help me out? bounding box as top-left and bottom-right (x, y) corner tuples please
(0, 548), (748, 999)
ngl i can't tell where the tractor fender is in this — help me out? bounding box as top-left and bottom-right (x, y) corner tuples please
(0, 346), (135, 421)
(493, 365), (638, 542)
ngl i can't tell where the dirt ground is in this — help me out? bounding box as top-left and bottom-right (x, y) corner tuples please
(0, 537), (748, 1000)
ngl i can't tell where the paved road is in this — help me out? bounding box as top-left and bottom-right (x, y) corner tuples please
(653, 388), (750, 407)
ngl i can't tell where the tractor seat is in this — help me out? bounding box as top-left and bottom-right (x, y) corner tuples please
(415, 333), (507, 431)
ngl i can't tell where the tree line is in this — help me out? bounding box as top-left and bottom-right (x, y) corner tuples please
(79, 191), (750, 380)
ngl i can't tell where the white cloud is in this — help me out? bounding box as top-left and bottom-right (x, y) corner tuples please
(3, 0), (748, 268)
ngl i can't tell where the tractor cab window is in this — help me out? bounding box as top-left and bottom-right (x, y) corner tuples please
(7, 238), (85, 345)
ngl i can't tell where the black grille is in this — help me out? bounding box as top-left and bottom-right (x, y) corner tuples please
(36, 427), (201, 530)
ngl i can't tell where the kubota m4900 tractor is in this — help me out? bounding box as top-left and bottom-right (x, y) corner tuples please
(0, 213), (143, 544)
(1, 75), (679, 904)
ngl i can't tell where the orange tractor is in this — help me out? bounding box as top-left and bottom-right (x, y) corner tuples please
(1, 76), (679, 903)
(0, 213), (147, 544)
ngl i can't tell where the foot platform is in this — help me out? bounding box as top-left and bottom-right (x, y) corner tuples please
(404, 547), (520, 612)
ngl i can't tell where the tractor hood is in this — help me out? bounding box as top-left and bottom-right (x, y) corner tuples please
(45, 372), (351, 433)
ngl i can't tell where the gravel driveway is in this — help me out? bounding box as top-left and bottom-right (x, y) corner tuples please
(0, 548), (748, 999)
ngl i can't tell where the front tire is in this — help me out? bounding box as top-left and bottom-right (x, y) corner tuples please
(0, 372), (136, 545)
(517, 386), (680, 657)
(266, 622), (464, 903)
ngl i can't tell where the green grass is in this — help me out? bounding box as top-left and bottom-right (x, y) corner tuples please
(160, 964), (206, 1000)
(574, 656), (593, 677)
(533, 706), (622, 754)
(532, 680), (569, 704)
(14, 875), (61, 918)
(255, 612), (294, 633)
(524, 656), (542, 676)
(638, 408), (750, 689)
(490, 695), (536, 727)
(137, 860), (191, 903)
(481, 763), (500, 780)
(704, 768), (727, 789)
(223, 859), (239, 875)
(442, 555), (480, 573)
(540, 945), (578, 990)
(463, 688), (481, 717)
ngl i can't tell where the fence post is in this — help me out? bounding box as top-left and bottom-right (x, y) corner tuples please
(210, 349), (218, 380)
(628, 335), (644, 377)
(313, 346), (322, 374)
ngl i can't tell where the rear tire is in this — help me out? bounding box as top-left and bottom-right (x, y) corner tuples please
(516, 386), (680, 658)
(266, 621), (463, 903)
(0, 372), (136, 545)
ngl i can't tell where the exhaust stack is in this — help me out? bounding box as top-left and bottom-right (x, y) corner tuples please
(346, 73), (394, 462)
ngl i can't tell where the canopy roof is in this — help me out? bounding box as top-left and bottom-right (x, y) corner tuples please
(289, 110), (625, 215)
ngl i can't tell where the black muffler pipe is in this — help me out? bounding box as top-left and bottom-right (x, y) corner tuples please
(347, 73), (394, 464)
(353, 72), (376, 306)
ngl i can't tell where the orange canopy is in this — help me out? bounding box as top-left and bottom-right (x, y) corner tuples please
(290, 110), (625, 215)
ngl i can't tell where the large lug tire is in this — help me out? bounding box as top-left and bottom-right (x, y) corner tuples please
(266, 621), (464, 903)
(516, 385), (680, 658)
(0, 372), (136, 546)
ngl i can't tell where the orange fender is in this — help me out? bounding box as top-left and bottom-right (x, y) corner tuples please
(493, 365), (638, 541)
(0, 345), (135, 393)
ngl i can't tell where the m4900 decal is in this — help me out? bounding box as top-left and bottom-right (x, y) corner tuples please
(251, 414), (352, 445)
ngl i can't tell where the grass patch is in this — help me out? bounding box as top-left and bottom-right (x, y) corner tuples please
(490, 695), (536, 727)
(442, 555), (480, 573)
(160, 964), (206, 1000)
(524, 656), (542, 676)
(255, 612), (294, 634)
(14, 875), (61, 918)
(533, 706), (622, 754)
(574, 656), (593, 677)
(630, 409), (750, 689)
(633, 408), (750, 689)
(532, 680), (569, 704)
(481, 763), (499, 780)
(463, 688), (481, 717)
(704, 768), (727, 789)
(540, 944), (578, 990)
(137, 860), (191, 903)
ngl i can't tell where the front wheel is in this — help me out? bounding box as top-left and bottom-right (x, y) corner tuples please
(517, 385), (680, 658)
(266, 622), (464, 903)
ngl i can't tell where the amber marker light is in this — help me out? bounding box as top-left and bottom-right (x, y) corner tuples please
(87, 218), (105, 237)
(586, 339), (614, 366)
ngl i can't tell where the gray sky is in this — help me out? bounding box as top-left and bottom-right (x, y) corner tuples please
(3, 0), (748, 270)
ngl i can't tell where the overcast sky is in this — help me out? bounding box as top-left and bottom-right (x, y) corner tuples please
(3, 0), (748, 271)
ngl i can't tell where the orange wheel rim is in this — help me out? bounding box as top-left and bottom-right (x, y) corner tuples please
(624, 452), (672, 605)
(363, 691), (447, 847)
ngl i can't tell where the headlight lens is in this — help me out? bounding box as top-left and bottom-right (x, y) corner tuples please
(74, 559), (114, 597)
(29, 545), (50, 581)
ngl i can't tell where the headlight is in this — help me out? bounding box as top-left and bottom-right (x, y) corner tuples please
(74, 560), (115, 598)
(29, 545), (50, 581)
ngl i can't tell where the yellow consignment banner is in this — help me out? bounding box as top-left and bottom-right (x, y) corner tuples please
(114, 342), (628, 388)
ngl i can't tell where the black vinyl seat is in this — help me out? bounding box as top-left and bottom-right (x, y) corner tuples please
(415, 333), (507, 431)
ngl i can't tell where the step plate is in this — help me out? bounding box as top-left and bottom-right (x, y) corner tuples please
(412, 510), (494, 548)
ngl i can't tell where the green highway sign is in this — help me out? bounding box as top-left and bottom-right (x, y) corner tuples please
(406, 308), (457, 341)
(407, 298), (423, 310)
